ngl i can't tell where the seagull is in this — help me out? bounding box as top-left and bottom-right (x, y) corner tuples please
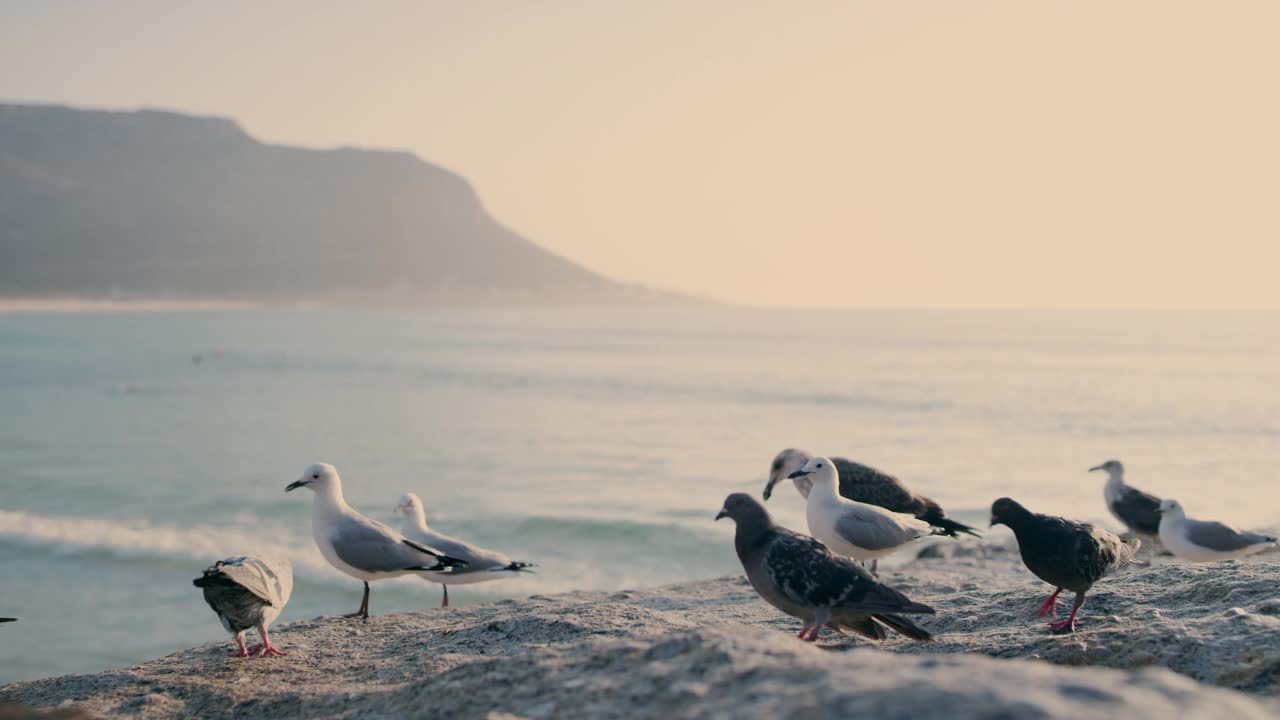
(793, 457), (943, 573)
(764, 448), (980, 538)
(393, 492), (535, 607)
(990, 497), (1141, 633)
(193, 555), (293, 657)
(1156, 499), (1277, 562)
(716, 492), (935, 642)
(1089, 460), (1162, 542)
(286, 463), (468, 619)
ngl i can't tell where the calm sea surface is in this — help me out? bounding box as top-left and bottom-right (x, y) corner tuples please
(2, 306), (1279, 683)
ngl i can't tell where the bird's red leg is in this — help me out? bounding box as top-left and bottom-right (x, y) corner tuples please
(1048, 593), (1084, 632)
(1037, 588), (1063, 618)
(796, 624), (813, 639)
(229, 633), (250, 658)
(252, 623), (287, 657)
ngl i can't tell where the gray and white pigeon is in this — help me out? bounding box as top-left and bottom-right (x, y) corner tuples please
(764, 448), (980, 538)
(990, 497), (1141, 633)
(394, 492), (535, 607)
(193, 555), (293, 657)
(716, 492), (935, 642)
(1090, 460), (1162, 541)
(1156, 499), (1277, 562)
(286, 463), (468, 619)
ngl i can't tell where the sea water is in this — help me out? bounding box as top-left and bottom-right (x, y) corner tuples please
(2, 306), (1278, 683)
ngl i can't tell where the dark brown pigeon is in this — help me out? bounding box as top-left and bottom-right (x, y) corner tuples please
(716, 492), (936, 642)
(990, 497), (1140, 633)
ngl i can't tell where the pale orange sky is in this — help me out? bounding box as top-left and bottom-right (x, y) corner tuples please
(3, 1), (1278, 308)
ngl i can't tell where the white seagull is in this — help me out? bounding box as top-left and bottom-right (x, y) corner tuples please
(1156, 498), (1277, 563)
(394, 492), (535, 607)
(792, 457), (941, 572)
(285, 463), (467, 619)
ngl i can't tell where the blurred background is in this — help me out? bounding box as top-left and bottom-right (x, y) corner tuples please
(3, 2), (1279, 683)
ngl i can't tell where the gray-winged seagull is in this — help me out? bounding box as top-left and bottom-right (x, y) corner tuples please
(764, 448), (979, 538)
(286, 463), (467, 619)
(1090, 460), (1163, 542)
(394, 492), (535, 607)
(1156, 499), (1277, 562)
(791, 457), (942, 573)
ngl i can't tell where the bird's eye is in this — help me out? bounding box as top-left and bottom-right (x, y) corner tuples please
(734, 499), (744, 507)
(312, 473), (319, 479)
(817, 463), (823, 468)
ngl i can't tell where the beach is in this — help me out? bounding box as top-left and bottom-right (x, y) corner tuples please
(5, 541), (1278, 719)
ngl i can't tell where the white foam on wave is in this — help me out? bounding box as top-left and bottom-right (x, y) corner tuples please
(0, 509), (341, 580)
(0, 509), (586, 596)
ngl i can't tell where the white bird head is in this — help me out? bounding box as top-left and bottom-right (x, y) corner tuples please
(1156, 498), (1182, 515)
(286, 463), (340, 494)
(394, 492), (426, 518)
(763, 448), (810, 500)
(788, 456), (838, 489)
(1088, 459), (1124, 476)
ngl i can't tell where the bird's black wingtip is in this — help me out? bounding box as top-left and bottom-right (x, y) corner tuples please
(507, 561), (537, 573)
(934, 518), (983, 538)
(0, 617), (16, 623)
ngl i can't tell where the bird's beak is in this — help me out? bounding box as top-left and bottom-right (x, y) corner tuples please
(787, 470), (813, 480)
(715, 509), (729, 521)
(285, 479), (308, 492)
(762, 479), (776, 500)
(1088, 465), (1104, 472)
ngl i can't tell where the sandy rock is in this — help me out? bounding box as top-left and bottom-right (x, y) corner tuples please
(3, 551), (1280, 718)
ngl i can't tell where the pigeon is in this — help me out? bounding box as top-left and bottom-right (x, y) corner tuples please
(193, 555), (293, 657)
(764, 448), (980, 538)
(1090, 460), (1162, 541)
(990, 497), (1141, 633)
(286, 463), (468, 619)
(1156, 499), (1277, 562)
(793, 457), (942, 572)
(394, 492), (535, 607)
(716, 492), (935, 642)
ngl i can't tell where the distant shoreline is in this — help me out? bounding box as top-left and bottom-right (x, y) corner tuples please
(0, 298), (264, 314)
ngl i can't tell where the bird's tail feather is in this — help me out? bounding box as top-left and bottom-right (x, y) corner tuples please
(832, 616), (887, 640)
(930, 517), (982, 538)
(871, 613), (934, 641)
(496, 561), (536, 573)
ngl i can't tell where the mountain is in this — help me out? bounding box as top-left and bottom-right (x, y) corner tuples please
(0, 102), (680, 304)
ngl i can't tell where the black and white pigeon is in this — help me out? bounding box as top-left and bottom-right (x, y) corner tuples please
(716, 492), (936, 642)
(193, 555), (293, 657)
(764, 448), (980, 538)
(990, 497), (1141, 633)
(1089, 460), (1162, 541)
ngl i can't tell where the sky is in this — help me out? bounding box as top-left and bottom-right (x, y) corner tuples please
(2, 1), (1279, 308)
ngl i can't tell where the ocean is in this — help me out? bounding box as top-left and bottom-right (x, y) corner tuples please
(2, 306), (1278, 684)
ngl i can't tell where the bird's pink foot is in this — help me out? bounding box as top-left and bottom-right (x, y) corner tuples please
(248, 644), (287, 657)
(1037, 589), (1062, 618)
(1048, 608), (1080, 633)
(796, 625), (812, 639)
